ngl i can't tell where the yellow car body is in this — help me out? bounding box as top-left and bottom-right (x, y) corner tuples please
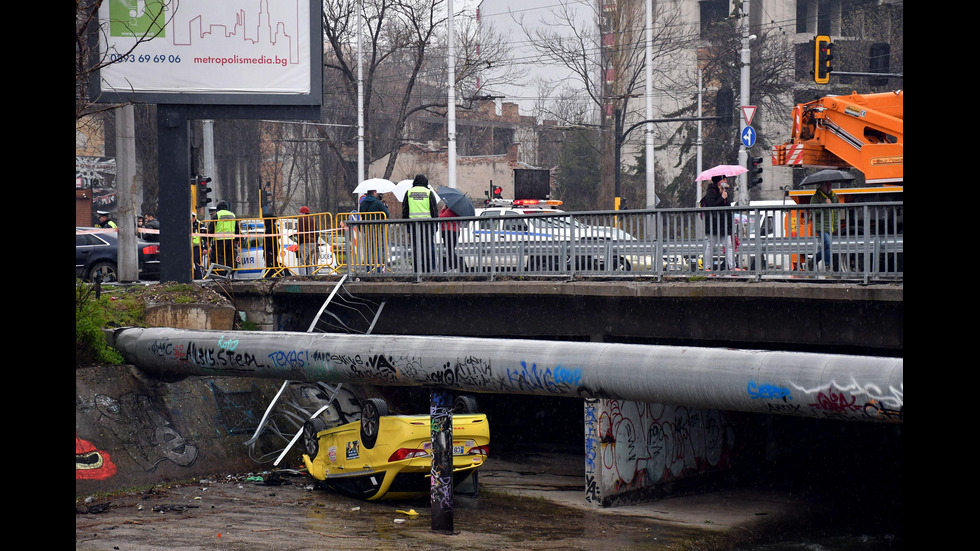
(302, 410), (490, 501)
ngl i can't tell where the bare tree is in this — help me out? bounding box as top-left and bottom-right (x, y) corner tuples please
(515, 0), (695, 209)
(316, 0), (521, 185)
(655, 19), (796, 207)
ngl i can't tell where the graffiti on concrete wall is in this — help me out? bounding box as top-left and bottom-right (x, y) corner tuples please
(584, 399), (601, 505)
(76, 437), (117, 480)
(91, 392), (199, 473)
(208, 380), (265, 436)
(587, 399), (733, 500)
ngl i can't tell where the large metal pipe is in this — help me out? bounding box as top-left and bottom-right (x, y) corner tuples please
(109, 328), (903, 423)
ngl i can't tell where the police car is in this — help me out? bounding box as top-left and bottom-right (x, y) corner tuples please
(235, 220), (267, 279)
(451, 199), (638, 272)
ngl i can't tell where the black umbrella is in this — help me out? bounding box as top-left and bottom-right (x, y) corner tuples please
(799, 169), (856, 186)
(436, 186), (476, 217)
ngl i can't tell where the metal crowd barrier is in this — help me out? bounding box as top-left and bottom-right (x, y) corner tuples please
(189, 202), (902, 283)
(195, 212), (341, 279)
(343, 202), (903, 283)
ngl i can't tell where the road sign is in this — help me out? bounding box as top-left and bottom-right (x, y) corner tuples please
(742, 106), (756, 127)
(741, 126), (757, 148)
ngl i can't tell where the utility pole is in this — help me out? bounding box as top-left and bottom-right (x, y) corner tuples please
(644, 0), (655, 208)
(203, 120), (216, 200)
(116, 104), (139, 282)
(737, 2), (752, 205)
(447, 0), (457, 189)
(357, 0), (365, 184)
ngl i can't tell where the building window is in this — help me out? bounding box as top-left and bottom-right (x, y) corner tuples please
(699, 0), (729, 38)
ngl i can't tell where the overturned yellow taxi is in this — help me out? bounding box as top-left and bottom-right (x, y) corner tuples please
(302, 396), (490, 500)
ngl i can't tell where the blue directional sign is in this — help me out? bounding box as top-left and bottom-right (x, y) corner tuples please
(741, 126), (757, 148)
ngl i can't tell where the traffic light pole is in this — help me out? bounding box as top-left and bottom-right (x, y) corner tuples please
(737, 3), (752, 206)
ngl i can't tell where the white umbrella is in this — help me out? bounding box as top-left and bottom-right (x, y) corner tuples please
(392, 179), (415, 202)
(352, 178), (396, 195)
(392, 180), (441, 205)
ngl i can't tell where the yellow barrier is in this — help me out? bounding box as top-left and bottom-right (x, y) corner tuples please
(193, 212), (339, 279)
(337, 211), (388, 273)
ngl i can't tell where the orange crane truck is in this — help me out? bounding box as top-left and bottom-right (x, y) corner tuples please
(771, 90), (903, 272)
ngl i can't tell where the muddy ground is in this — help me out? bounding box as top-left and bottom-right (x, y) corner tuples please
(76, 453), (798, 551)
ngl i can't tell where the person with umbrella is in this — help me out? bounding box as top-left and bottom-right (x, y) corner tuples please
(436, 186), (476, 273)
(359, 188), (390, 272)
(807, 176), (842, 272)
(701, 175), (735, 270)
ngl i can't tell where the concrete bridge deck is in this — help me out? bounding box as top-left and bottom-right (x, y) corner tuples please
(232, 278), (903, 355)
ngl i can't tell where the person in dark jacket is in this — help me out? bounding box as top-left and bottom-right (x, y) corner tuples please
(142, 212), (160, 242)
(702, 175), (734, 270)
(439, 204), (461, 271)
(358, 190), (390, 271)
(296, 206), (317, 275)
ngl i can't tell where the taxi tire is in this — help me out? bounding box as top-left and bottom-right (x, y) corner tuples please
(303, 418), (328, 459)
(453, 395), (479, 414)
(360, 398), (388, 449)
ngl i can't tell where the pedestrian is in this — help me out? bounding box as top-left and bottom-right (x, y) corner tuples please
(401, 174), (439, 273)
(439, 203), (460, 272)
(359, 189), (390, 272)
(142, 212), (160, 242)
(701, 175), (734, 270)
(191, 212), (208, 279)
(809, 180), (840, 271)
(211, 201), (238, 274)
(96, 210), (117, 229)
(296, 206), (318, 276)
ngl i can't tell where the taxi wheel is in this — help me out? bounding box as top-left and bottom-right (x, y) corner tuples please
(360, 398), (388, 449)
(303, 418), (328, 459)
(453, 395), (479, 414)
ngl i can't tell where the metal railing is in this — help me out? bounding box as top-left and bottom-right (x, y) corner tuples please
(343, 202), (903, 283)
(192, 202), (902, 283)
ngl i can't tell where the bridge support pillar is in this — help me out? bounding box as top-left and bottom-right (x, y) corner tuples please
(430, 389), (454, 533)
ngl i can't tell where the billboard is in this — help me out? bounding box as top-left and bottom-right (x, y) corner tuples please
(95, 0), (321, 106)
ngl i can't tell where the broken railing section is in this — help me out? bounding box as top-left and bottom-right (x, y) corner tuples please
(109, 328), (903, 424)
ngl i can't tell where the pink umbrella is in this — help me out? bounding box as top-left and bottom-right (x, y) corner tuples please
(696, 164), (748, 182)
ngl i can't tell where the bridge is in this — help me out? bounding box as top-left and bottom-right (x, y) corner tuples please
(189, 202), (903, 286)
(95, 207), (903, 519)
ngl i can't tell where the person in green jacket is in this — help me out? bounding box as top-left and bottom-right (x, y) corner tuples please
(810, 181), (840, 271)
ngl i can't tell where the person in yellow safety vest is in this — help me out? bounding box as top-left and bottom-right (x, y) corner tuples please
(96, 210), (117, 229)
(401, 174), (439, 273)
(191, 212), (207, 279)
(212, 201), (238, 272)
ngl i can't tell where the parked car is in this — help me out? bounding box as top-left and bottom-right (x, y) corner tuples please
(76, 227), (160, 282)
(302, 395), (490, 501)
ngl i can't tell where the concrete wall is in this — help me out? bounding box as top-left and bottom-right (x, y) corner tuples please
(76, 365), (288, 498)
(585, 399), (734, 507)
(77, 300), (288, 498)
